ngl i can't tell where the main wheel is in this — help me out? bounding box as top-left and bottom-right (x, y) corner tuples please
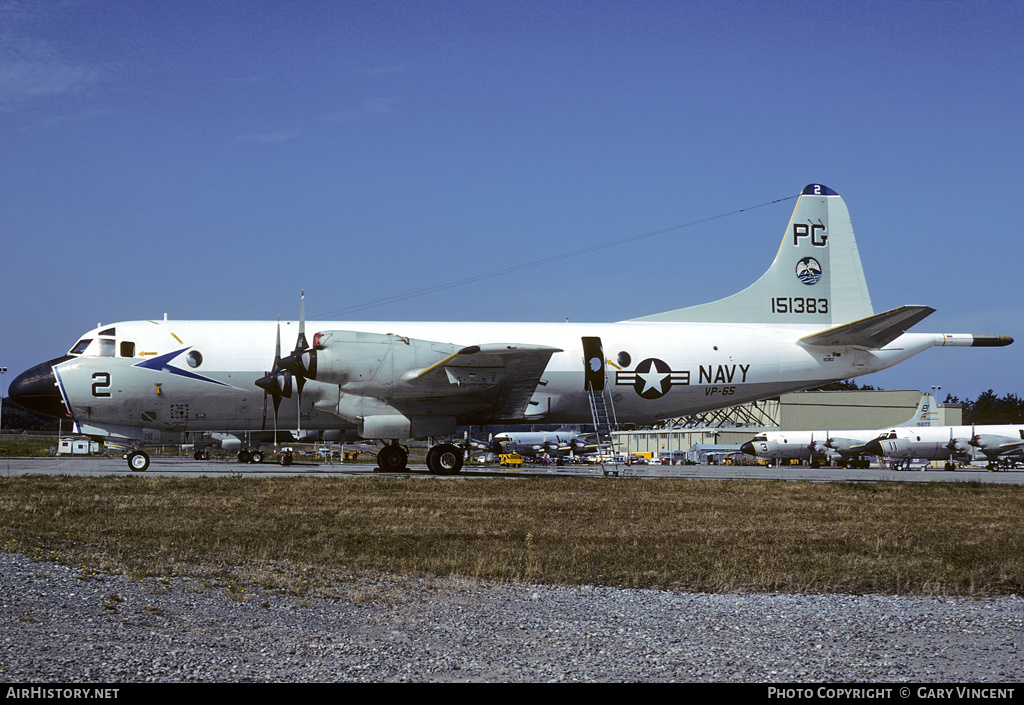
(237, 449), (250, 463)
(426, 443), (463, 475)
(127, 451), (150, 472)
(376, 445), (408, 472)
(250, 450), (264, 464)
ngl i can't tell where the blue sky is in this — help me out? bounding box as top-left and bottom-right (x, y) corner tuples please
(2, 0), (1022, 404)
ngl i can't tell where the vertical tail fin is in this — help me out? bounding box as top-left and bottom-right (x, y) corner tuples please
(630, 184), (873, 325)
(900, 392), (941, 428)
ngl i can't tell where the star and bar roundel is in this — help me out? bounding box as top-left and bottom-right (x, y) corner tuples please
(615, 358), (689, 399)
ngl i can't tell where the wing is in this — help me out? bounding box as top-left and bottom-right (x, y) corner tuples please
(312, 330), (562, 423)
(407, 343), (563, 421)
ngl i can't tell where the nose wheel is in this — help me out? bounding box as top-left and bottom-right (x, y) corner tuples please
(127, 450), (150, 472)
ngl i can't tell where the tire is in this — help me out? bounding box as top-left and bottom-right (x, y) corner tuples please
(237, 449), (250, 463)
(127, 451), (150, 472)
(250, 450), (263, 464)
(377, 445), (408, 472)
(427, 443), (463, 475)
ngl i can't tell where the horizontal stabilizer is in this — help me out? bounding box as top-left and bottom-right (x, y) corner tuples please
(798, 305), (935, 349)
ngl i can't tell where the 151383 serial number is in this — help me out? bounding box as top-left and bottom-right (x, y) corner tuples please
(771, 297), (829, 314)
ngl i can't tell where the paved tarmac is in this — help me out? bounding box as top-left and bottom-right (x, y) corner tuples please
(3, 455), (1024, 483)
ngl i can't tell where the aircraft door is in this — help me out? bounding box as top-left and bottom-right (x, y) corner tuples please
(581, 337), (605, 391)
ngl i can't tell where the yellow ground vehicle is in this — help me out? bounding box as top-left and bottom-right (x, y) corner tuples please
(499, 453), (523, 467)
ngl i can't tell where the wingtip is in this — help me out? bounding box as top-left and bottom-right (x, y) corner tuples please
(972, 335), (1014, 347)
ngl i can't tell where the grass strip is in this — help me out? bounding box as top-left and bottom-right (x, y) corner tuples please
(1, 475), (1021, 596)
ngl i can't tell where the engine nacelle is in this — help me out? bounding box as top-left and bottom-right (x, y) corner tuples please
(312, 330), (460, 395)
(947, 437), (972, 455)
(970, 434), (1012, 451)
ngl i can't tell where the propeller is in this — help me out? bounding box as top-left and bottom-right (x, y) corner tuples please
(275, 292), (319, 438)
(945, 428), (962, 453)
(943, 427), (963, 468)
(279, 291), (317, 390)
(968, 425), (982, 449)
(808, 432), (819, 453)
(255, 320), (293, 443)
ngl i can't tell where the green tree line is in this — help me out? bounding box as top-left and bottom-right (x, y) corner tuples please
(944, 390), (1024, 425)
(803, 381), (1024, 425)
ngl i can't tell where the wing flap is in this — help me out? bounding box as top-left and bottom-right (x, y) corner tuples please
(799, 305), (935, 349)
(408, 343), (562, 420)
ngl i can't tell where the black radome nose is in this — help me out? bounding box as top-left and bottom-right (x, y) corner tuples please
(739, 441), (756, 456)
(862, 440), (884, 457)
(8, 358), (69, 419)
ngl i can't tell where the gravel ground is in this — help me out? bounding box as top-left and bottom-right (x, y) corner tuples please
(1, 551), (1022, 683)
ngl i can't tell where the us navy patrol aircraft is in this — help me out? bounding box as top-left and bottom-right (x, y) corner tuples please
(739, 392), (941, 468)
(489, 427), (597, 458)
(9, 185), (1013, 474)
(864, 423), (1024, 471)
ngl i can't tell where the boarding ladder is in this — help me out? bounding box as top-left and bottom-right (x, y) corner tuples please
(587, 382), (619, 473)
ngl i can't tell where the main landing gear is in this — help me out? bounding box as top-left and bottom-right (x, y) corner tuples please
(374, 441), (465, 475)
(236, 448), (264, 464)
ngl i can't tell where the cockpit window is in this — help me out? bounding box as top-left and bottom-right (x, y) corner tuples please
(70, 339), (92, 355)
(98, 339), (115, 357)
(120, 341), (135, 357)
(99, 327), (116, 336)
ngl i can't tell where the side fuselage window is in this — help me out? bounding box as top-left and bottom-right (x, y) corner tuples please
(120, 341), (135, 357)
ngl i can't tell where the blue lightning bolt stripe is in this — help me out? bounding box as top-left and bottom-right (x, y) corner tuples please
(133, 348), (234, 387)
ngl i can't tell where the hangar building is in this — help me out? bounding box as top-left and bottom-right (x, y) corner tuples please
(611, 390), (961, 462)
